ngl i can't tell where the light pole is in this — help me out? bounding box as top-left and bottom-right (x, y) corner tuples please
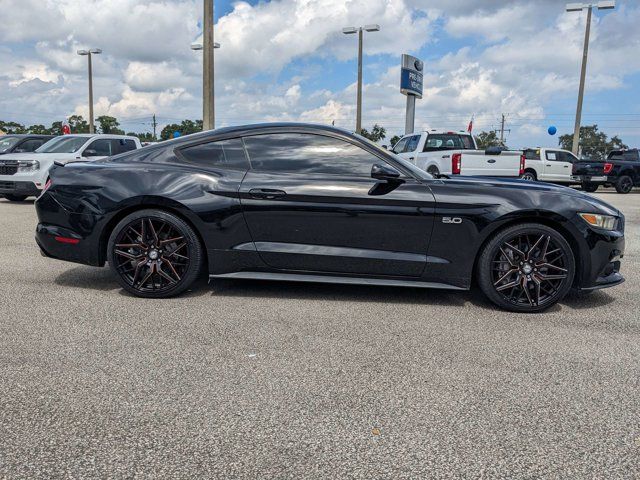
(76, 48), (102, 134)
(566, 1), (615, 155)
(342, 24), (380, 134)
(191, 40), (220, 131)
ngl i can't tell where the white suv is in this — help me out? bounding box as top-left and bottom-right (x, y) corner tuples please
(0, 134), (141, 201)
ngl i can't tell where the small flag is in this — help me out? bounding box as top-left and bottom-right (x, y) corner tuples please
(467, 114), (474, 133)
(62, 118), (71, 135)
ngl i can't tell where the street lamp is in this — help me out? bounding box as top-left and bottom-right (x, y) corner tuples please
(191, 40), (220, 131)
(342, 24), (380, 133)
(77, 48), (102, 134)
(566, 1), (616, 155)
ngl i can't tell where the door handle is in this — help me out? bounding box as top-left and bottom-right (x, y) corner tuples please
(487, 159), (496, 163)
(442, 155), (450, 159)
(409, 157), (415, 160)
(546, 164), (552, 167)
(248, 188), (286, 199)
(564, 165), (569, 168)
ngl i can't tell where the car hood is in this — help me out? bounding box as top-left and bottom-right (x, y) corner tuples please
(439, 176), (621, 216)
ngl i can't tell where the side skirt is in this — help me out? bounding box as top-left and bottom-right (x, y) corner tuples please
(209, 271), (467, 290)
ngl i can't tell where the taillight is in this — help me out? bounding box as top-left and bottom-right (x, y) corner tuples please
(519, 154), (525, 176)
(604, 162), (613, 174)
(452, 153), (462, 175)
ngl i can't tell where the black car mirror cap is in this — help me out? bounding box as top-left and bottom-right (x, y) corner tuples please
(371, 163), (401, 180)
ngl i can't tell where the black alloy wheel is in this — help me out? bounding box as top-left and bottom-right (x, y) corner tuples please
(615, 175), (633, 194)
(478, 223), (575, 312)
(520, 171), (537, 181)
(107, 210), (203, 298)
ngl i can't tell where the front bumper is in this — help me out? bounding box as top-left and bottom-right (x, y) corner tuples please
(576, 224), (625, 291)
(0, 180), (41, 197)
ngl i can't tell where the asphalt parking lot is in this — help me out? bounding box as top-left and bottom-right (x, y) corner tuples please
(1, 190), (639, 479)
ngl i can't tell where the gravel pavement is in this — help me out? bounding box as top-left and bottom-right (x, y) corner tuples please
(1, 190), (639, 479)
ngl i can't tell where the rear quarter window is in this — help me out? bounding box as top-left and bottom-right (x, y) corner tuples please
(177, 138), (249, 170)
(523, 149), (541, 161)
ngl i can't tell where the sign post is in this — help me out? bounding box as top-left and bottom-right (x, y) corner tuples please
(400, 54), (423, 135)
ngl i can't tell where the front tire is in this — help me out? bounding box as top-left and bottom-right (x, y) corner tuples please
(615, 175), (633, 194)
(581, 182), (599, 193)
(4, 194), (28, 202)
(477, 223), (575, 312)
(107, 209), (203, 298)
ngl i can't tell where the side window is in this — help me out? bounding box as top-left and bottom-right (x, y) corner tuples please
(545, 151), (559, 161)
(19, 139), (44, 152)
(178, 138), (249, 170)
(624, 150), (640, 161)
(524, 149), (541, 161)
(563, 152), (578, 163)
(423, 134), (462, 151)
(460, 135), (474, 149)
(116, 139), (137, 154)
(243, 133), (385, 176)
(404, 135), (420, 152)
(392, 137), (408, 154)
(85, 139), (113, 156)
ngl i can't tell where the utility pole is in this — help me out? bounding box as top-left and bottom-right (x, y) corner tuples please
(498, 114), (511, 145)
(566, 1), (616, 155)
(152, 114), (157, 141)
(203, 0), (215, 130)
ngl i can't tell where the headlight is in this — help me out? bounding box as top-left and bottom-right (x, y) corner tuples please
(17, 160), (39, 172)
(579, 213), (617, 230)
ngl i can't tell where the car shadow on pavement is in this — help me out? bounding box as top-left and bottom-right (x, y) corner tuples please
(562, 290), (617, 309)
(209, 278), (475, 307)
(55, 265), (120, 291)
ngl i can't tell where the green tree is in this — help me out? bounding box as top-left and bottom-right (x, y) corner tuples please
(389, 135), (401, 148)
(0, 121), (26, 134)
(160, 119), (203, 140)
(26, 124), (49, 134)
(359, 124), (386, 143)
(558, 125), (627, 160)
(97, 115), (124, 135)
(68, 115), (90, 133)
(48, 121), (63, 135)
(127, 132), (155, 142)
(475, 131), (502, 149)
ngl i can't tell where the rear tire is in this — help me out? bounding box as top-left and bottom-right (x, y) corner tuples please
(520, 170), (537, 181)
(581, 183), (599, 193)
(107, 209), (203, 298)
(4, 195), (28, 202)
(427, 166), (440, 177)
(477, 223), (575, 312)
(614, 175), (633, 194)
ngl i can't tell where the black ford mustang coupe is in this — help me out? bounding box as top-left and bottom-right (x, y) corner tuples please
(35, 123), (625, 312)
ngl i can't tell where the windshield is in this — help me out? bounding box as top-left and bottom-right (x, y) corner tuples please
(36, 136), (88, 153)
(0, 136), (21, 153)
(354, 134), (433, 180)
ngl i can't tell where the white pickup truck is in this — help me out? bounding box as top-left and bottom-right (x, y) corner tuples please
(520, 147), (581, 184)
(0, 134), (141, 201)
(391, 130), (524, 177)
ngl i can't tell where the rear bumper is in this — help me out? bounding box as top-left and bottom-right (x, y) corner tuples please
(35, 192), (106, 267)
(576, 175), (608, 184)
(0, 180), (41, 197)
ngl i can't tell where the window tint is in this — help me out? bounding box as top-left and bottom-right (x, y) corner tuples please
(405, 135), (420, 152)
(19, 139), (44, 152)
(524, 149), (541, 160)
(391, 137), (408, 154)
(86, 139), (113, 156)
(460, 135), (474, 149)
(423, 134), (468, 151)
(611, 150), (640, 161)
(117, 139), (137, 154)
(558, 151), (578, 163)
(244, 133), (383, 176)
(178, 138), (249, 170)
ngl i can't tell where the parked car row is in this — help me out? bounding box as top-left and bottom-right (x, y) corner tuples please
(0, 134), (141, 201)
(391, 131), (638, 193)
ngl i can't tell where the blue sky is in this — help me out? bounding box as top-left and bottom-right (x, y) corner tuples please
(1, 0), (639, 149)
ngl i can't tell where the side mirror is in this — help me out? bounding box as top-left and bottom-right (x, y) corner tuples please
(381, 144), (388, 150)
(485, 146), (502, 155)
(13, 148), (26, 153)
(371, 163), (401, 180)
(83, 149), (98, 157)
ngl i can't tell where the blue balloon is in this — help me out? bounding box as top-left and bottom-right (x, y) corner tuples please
(173, 131), (181, 138)
(548, 126), (557, 135)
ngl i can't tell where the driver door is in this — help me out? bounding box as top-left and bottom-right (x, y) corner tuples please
(238, 132), (436, 277)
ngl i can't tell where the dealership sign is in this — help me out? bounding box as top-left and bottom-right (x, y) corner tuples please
(400, 54), (423, 99)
